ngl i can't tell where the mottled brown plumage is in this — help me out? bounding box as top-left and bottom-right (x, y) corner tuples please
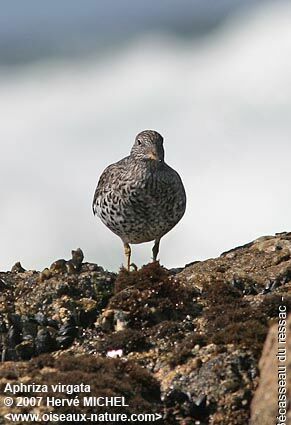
(93, 130), (186, 269)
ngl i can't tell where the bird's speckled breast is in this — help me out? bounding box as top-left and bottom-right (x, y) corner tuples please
(94, 157), (186, 244)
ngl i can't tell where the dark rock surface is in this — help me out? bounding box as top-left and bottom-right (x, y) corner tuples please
(0, 233), (290, 424)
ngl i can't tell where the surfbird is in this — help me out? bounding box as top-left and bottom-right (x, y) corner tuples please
(92, 130), (186, 269)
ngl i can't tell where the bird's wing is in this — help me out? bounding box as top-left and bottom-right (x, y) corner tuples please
(92, 157), (129, 215)
(92, 164), (113, 215)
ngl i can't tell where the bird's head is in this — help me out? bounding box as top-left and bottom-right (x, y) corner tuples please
(130, 130), (164, 162)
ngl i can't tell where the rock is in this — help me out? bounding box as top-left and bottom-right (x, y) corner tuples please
(11, 261), (26, 273)
(49, 259), (67, 273)
(35, 328), (57, 354)
(71, 247), (84, 270)
(7, 325), (22, 348)
(164, 388), (190, 406)
(1, 348), (18, 361)
(15, 340), (35, 360)
(96, 308), (131, 331)
(56, 317), (78, 349)
(250, 315), (291, 425)
(39, 268), (52, 281)
(0, 278), (7, 290)
(76, 298), (98, 327)
(97, 308), (115, 331)
(35, 311), (48, 326)
(22, 316), (38, 338)
(0, 237), (290, 424)
(162, 347), (257, 424)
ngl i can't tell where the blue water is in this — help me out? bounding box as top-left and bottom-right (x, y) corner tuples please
(0, 0), (263, 65)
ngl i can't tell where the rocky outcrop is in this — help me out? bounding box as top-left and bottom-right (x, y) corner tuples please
(250, 315), (291, 425)
(0, 233), (290, 424)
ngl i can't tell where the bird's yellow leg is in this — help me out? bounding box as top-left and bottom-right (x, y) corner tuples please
(124, 243), (131, 271)
(152, 238), (160, 262)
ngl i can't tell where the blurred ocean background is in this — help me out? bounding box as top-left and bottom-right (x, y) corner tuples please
(1, 0), (291, 271)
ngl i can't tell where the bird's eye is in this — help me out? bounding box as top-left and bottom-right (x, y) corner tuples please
(136, 139), (142, 146)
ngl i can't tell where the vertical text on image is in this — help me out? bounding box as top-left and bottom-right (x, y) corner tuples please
(276, 297), (287, 425)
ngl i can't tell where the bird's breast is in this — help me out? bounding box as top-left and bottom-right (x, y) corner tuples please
(94, 160), (186, 243)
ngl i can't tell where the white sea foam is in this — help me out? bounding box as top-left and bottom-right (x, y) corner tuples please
(0, 2), (291, 270)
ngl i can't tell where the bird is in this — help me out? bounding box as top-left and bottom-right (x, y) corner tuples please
(92, 130), (186, 270)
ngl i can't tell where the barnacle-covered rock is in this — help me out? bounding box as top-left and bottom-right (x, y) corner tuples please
(0, 234), (291, 424)
(0, 249), (116, 361)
